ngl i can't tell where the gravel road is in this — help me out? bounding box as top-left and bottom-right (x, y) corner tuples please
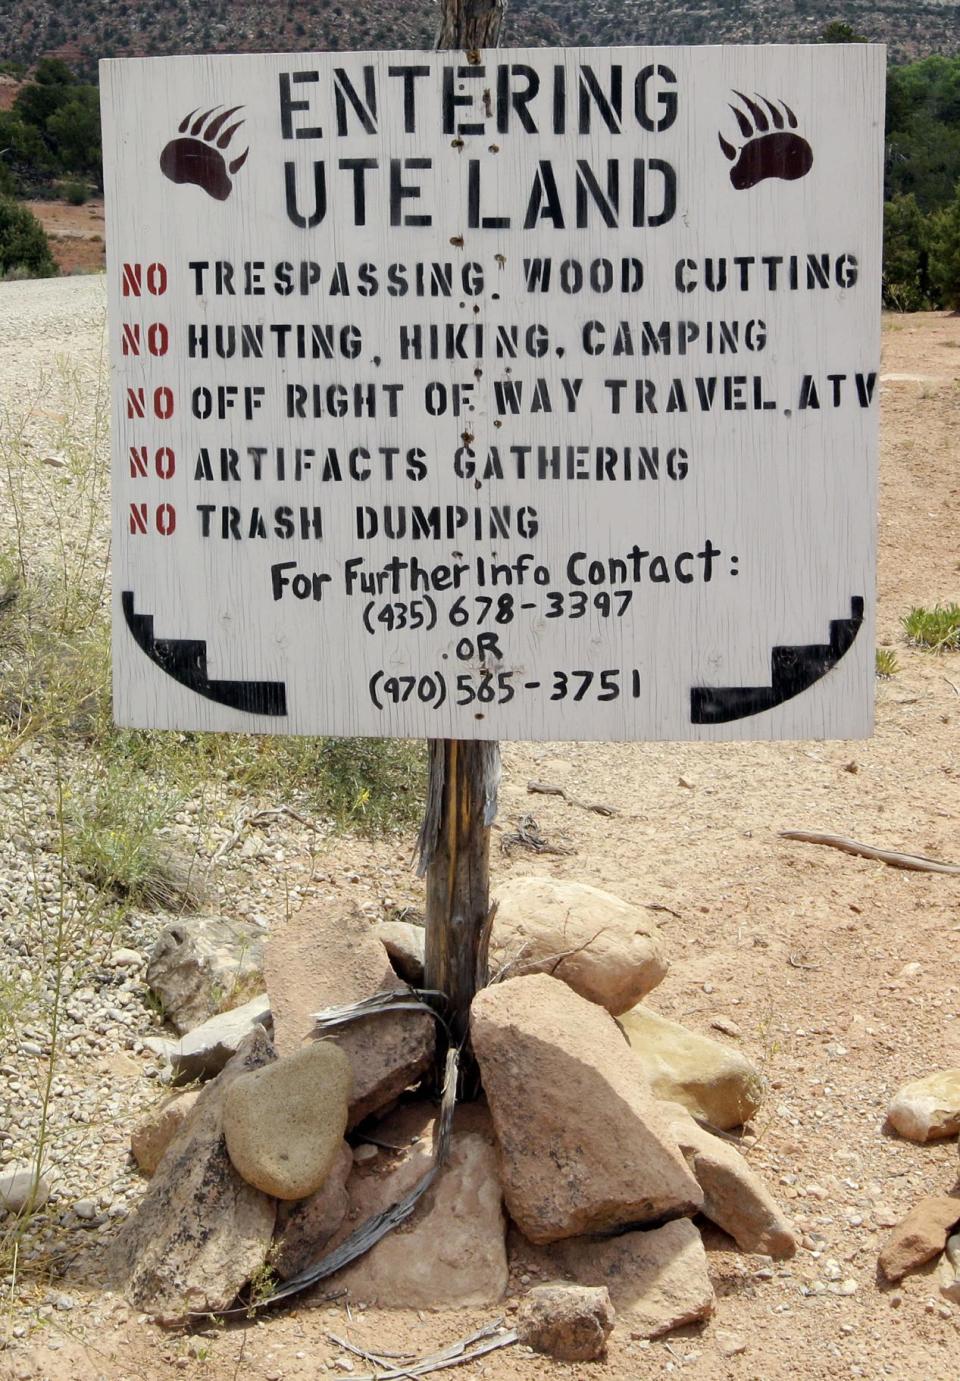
(0, 275), (107, 386)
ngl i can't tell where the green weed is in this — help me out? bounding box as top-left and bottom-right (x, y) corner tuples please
(902, 602), (960, 651)
(62, 759), (197, 911)
(105, 729), (424, 835)
(875, 647), (900, 677)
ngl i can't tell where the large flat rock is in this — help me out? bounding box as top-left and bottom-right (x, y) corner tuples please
(105, 1028), (277, 1320)
(471, 974), (702, 1243)
(264, 902), (434, 1127)
(548, 1219), (715, 1339)
(328, 1103), (508, 1308)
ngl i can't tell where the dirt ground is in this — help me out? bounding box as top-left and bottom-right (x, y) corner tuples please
(24, 199), (105, 276)
(2, 312), (960, 1379)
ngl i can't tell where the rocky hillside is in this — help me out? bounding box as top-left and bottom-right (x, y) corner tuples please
(2, 0), (958, 78)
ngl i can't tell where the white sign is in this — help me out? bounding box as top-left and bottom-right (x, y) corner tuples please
(102, 44), (884, 742)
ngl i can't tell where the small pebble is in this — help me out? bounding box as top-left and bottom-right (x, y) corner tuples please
(110, 948), (143, 968)
(715, 1330), (747, 1357)
(711, 1017), (742, 1038)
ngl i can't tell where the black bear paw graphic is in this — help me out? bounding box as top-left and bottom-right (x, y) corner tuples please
(160, 106), (249, 202)
(719, 91), (813, 191)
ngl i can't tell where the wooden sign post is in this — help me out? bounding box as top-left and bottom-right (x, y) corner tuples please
(423, 0), (506, 1051)
(421, 737), (499, 1047)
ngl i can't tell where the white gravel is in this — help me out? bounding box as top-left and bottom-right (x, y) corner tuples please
(0, 274), (107, 360)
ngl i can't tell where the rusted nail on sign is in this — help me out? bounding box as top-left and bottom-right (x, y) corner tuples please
(101, 44), (884, 741)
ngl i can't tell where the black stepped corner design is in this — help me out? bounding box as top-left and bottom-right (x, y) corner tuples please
(122, 590), (287, 716)
(691, 596), (864, 725)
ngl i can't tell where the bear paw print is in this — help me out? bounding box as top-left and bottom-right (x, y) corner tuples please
(160, 106), (249, 202)
(719, 91), (813, 191)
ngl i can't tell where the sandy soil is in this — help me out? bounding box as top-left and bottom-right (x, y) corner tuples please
(2, 311), (960, 1379)
(23, 199), (105, 276)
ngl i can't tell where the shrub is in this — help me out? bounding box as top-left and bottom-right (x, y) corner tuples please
(883, 193), (931, 310)
(64, 759), (199, 910)
(64, 179), (88, 205)
(0, 196), (56, 278)
(926, 183), (960, 311)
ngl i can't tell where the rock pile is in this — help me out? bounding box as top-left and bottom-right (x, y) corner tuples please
(111, 878), (791, 1356)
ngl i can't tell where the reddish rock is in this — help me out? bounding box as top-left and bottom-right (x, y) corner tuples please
(263, 902), (434, 1127)
(878, 1196), (960, 1282)
(663, 1101), (797, 1258)
(130, 1090), (201, 1177)
(471, 974), (702, 1243)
